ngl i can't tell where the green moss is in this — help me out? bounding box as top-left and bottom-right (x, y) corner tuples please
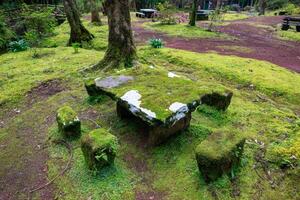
(139, 47), (300, 106)
(222, 12), (250, 21)
(1, 44), (300, 199)
(91, 65), (228, 121)
(57, 106), (79, 125)
(216, 45), (253, 53)
(81, 128), (118, 170)
(143, 22), (228, 39)
(277, 28), (300, 42)
(41, 19), (108, 50)
(0, 47), (103, 107)
(195, 131), (245, 160)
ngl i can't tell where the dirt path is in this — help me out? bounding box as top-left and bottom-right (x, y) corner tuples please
(133, 16), (300, 72)
(0, 80), (67, 200)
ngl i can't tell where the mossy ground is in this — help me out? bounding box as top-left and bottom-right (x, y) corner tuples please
(277, 27), (300, 42)
(0, 15), (300, 200)
(143, 22), (228, 39)
(222, 12), (250, 21)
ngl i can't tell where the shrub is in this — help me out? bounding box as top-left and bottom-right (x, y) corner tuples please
(21, 7), (57, 38)
(149, 38), (164, 48)
(0, 14), (15, 50)
(24, 30), (41, 58)
(243, 6), (252, 11)
(283, 3), (300, 15)
(8, 39), (29, 52)
(267, 0), (289, 10)
(156, 2), (177, 25)
(72, 43), (81, 53)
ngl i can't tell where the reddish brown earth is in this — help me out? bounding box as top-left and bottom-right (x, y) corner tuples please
(0, 80), (67, 200)
(133, 16), (300, 73)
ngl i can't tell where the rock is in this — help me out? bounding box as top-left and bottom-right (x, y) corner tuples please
(56, 106), (81, 138)
(200, 92), (233, 111)
(195, 131), (245, 182)
(84, 76), (133, 97)
(117, 99), (192, 145)
(81, 128), (118, 170)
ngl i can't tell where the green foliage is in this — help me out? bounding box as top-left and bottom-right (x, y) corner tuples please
(283, 3), (300, 15)
(208, 10), (223, 31)
(0, 14), (15, 50)
(72, 42), (81, 53)
(267, 0), (289, 10)
(149, 38), (164, 48)
(21, 7), (57, 38)
(144, 22), (227, 39)
(8, 39), (29, 52)
(156, 2), (177, 25)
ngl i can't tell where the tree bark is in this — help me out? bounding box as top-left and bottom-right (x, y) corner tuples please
(189, 0), (197, 26)
(259, 0), (266, 15)
(63, 0), (94, 45)
(90, 0), (102, 25)
(95, 0), (137, 70)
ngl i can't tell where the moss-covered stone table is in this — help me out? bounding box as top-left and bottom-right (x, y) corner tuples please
(85, 65), (233, 145)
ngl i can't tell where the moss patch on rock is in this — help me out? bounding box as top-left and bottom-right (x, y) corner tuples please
(56, 106), (81, 138)
(195, 131), (246, 182)
(81, 128), (118, 170)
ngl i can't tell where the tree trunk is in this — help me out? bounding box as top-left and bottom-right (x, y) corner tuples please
(95, 0), (137, 70)
(90, 0), (102, 25)
(63, 0), (94, 45)
(189, 0), (197, 26)
(216, 0), (222, 9)
(259, 0), (266, 15)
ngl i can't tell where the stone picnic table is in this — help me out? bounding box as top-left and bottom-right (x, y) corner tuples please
(85, 65), (233, 145)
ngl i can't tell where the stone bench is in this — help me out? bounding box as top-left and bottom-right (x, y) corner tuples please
(282, 17), (300, 32)
(85, 65), (233, 145)
(136, 12), (145, 18)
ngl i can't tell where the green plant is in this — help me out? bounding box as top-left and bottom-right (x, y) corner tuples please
(283, 3), (300, 15)
(24, 30), (41, 58)
(0, 14), (15, 50)
(156, 2), (177, 25)
(72, 43), (81, 53)
(21, 7), (57, 38)
(208, 10), (224, 31)
(8, 39), (29, 52)
(149, 38), (164, 48)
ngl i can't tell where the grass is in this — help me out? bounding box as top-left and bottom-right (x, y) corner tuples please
(143, 22), (227, 39)
(216, 45), (253, 53)
(222, 12), (250, 21)
(277, 28), (300, 42)
(0, 47), (102, 107)
(41, 20), (109, 50)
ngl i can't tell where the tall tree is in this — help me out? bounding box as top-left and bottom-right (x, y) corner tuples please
(189, 0), (197, 26)
(258, 0), (266, 15)
(63, 0), (94, 45)
(90, 0), (102, 25)
(94, 0), (137, 70)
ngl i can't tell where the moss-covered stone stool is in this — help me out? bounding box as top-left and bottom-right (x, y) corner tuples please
(56, 106), (81, 138)
(195, 131), (246, 182)
(81, 129), (118, 170)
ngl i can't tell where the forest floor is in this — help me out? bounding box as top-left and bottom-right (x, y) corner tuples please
(133, 15), (300, 72)
(0, 14), (300, 200)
